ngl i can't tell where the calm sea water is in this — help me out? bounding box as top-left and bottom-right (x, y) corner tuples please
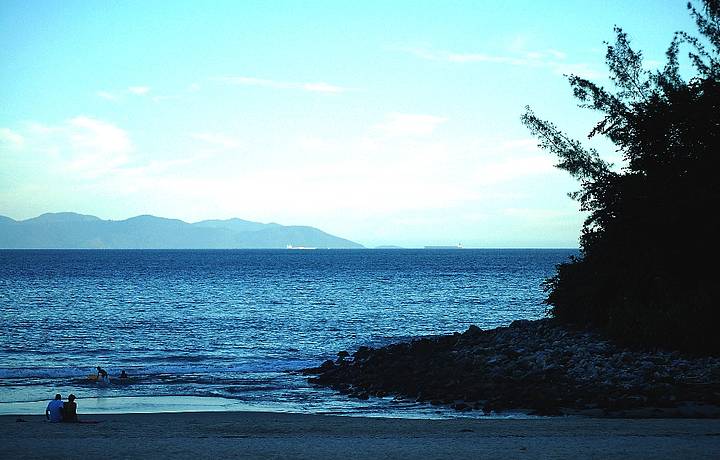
(0, 249), (575, 417)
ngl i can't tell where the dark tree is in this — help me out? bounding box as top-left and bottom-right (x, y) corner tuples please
(522, 0), (720, 352)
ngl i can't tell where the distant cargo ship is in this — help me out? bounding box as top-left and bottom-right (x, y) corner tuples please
(424, 243), (464, 249)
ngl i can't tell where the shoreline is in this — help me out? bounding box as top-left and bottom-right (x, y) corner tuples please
(4, 411), (720, 459)
(0, 395), (263, 417)
(0, 394), (539, 421)
(304, 318), (720, 418)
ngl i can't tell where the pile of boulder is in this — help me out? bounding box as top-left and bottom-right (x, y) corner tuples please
(303, 319), (720, 417)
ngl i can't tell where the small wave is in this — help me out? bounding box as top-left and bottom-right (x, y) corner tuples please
(0, 366), (99, 380)
(137, 355), (229, 364)
(0, 358), (317, 382)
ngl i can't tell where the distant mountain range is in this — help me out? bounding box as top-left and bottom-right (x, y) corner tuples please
(0, 212), (364, 249)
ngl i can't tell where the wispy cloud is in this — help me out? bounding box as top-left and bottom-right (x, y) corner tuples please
(151, 95), (180, 103)
(67, 116), (132, 155)
(191, 132), (242, 150)
(63, 116), (133, 176)
(218, 76), (288, 89)
(5, 117), (216, 188)
(0, 128), (24, 148)
(502, 207), (574, 219)
(400, 46), (601, 79)
(475, 155), (555, 186)
(374, 113), (447, 137)
(127, 86), (151, 95)
(215, 76), (350, 93)
(6, 117), (133, 178)
(96, 85), (153, 102)
(300, 82), (346, 93)
(96, 91), (119, 102)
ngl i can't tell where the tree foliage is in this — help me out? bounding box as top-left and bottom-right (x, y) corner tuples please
(522, 0), (720, 352)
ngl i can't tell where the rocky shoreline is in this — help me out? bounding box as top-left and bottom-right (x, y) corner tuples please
(303, 319), (720, 417)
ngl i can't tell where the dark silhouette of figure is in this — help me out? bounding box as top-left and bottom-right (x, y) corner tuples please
(62, 394), (78, 422)
(119, 370), (128, 380)
(96, 366), (109, 384)
(45, 394), (63, 422)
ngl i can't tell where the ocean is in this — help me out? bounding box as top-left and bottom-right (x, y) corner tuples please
(0, 249), (576, 418)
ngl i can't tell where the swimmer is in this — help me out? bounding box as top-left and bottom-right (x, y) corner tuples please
(96, 366), (109, 384)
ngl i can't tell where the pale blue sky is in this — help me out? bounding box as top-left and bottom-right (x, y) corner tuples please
(0, 1), (698, 247)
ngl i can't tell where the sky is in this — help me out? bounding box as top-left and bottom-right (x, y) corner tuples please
(0, 0), (700, 248)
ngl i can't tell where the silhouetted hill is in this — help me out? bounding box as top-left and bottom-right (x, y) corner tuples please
(26, 212), (101, 223)
(0, 213), (363, 249)
(193, 218), (282, 233)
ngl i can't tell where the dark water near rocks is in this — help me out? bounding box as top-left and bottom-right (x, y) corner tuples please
(0, 249), (576, 417)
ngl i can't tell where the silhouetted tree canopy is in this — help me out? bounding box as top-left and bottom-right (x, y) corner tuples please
(522, 0), (720, 352)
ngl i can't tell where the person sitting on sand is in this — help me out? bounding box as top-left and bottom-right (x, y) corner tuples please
(45, 394), (64, 423)
(62, 394), (78, 423)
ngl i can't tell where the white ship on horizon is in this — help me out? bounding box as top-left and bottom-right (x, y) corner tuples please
(424, 243), (464, 249)
(286, 244), (317, 250)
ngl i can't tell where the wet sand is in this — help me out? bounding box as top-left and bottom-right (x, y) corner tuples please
(3, 411), (720, 459)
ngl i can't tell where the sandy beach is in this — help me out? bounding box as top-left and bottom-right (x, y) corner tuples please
(3, 411), (720, 459)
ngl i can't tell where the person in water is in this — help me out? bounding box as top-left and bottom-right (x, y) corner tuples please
(62, 394), (78, 422)
(96, 366), (109, 383)
(119, 370), (128, 379)
(45, 394), (64, 423)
